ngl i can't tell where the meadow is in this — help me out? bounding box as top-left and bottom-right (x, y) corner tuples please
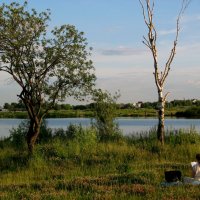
(1, 124), (200, 199)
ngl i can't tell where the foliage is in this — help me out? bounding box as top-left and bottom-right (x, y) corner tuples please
(92, 89), (122, 141)
(1, 98), (200, 113)
(8, 120), (52, 150)
(3, 100), (26, 111)
(176, 106), (200, 117)
(37, 139), (68, 160)
(2, 123), (98, 169)
(65, 124), (81, 140)
(9, 120), (29, 150)
(73, 126), (97, 154)
(37, 120), (53, 143)
(0, 1), (96, 152)
(0, 2), (95, 104)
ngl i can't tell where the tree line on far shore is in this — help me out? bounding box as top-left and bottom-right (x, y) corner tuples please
(2, 99), (200, 112)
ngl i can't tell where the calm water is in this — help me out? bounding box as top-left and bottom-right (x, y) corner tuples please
(0, 117), (200, 137)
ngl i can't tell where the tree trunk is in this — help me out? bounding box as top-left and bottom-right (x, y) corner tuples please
(27, 118), (41, 154)
(157, 91), (165, 145)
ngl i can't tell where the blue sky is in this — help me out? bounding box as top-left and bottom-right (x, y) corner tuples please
(0, 0), (200, 105)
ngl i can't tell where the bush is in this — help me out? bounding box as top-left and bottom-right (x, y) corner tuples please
(74, 126), (97, 154)
(53, 128), (66, 139)
(66, 124), (80, 140)
(37, 139), (67, 160)
(37, 120), (53, 143)
(92, 89), (122, 141)
(53, 124), (87, 141)
(9, 120), (28, 150)
(176, 106), (200, 117)
(66, 125), (98, 164)
(8, 119), (53, 150)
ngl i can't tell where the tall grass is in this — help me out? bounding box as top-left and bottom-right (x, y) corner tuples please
(1, 124), (200, 199)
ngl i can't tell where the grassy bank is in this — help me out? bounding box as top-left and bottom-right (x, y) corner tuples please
(0, 106), (187, 119)
(0, 110), (94, 119)
(116, 107), (185, 117)
(176, 106), (200, 118)
(1, 127), (200, 199)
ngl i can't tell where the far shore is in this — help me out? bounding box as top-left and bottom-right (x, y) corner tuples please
(0, 107), (198, 119)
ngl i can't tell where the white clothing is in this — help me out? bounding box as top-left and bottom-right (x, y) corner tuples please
(191, 162), (200, 181)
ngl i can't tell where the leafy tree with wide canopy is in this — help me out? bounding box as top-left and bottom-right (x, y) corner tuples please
(0, 2), (96, 153)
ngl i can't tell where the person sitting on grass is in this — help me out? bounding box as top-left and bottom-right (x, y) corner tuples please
(191, 154), (200, 180)
(162, 154), (200, 186)
(183, 154), (200, 184)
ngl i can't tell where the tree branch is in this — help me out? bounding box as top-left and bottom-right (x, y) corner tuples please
(161, 0), (191, 85)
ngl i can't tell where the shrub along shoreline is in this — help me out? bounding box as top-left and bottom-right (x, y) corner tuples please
(1, 123), (200, 199)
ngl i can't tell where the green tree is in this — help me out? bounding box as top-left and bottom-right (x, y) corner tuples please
(0, 2), (96, 153)
(3, 103), (10, 110)
(92, 90), (121, 141)
(60, 104), (72, 110)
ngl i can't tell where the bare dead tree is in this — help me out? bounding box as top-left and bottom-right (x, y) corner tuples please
(139, 0), (191, 144)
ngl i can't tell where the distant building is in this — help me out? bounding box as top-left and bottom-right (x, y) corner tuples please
(132, 102), (137, 107)
(132, 101), (143, 108)
(0, 106), (8, 112)
(192, 99), (197, 104)
(136, 101), (143, 108)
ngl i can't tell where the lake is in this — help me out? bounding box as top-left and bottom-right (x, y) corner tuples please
(0, 117), (200, 138)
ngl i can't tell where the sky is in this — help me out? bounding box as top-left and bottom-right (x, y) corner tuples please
(0, 0), (200, 105)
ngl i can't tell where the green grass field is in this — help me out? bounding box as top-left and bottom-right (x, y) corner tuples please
(1, 127), (200, 199)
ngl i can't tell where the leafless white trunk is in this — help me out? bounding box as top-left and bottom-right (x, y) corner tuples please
(139, 0), (191, 144)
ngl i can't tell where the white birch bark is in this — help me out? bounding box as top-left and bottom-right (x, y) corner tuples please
(139, 0), (191, 144)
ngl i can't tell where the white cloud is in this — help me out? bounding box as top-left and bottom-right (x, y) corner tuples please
(105, 26), (122, 33)
(159, 29), (177, 36)
(95, 65), (200, 103)
(177, 42), (200, 52)
(182, 14), (200, 23)
(98, 46), (148, 56)
(187, 80), (200, 87)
